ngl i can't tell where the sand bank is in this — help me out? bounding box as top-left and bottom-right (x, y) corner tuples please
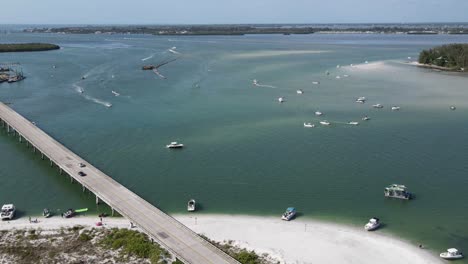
(1, 214), (443, 264)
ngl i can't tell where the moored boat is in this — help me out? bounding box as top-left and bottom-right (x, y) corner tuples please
(384, 184), (412, 200)
(440, 248), (464, 260)
(373, 104), (384, 109)
(320, 120), (331, 126)
(364, 217), (381, 231)
(1, 204), (16, 220)
(63, 208), (75, 218)
(166, 142), (184, 149)
(296, 89), (304, 94)
(281, 207), (296, 221)
(450, 106), (456, 110)
(304, 122), (315, 128)
(187, 199), (196, 212)
(43, 208), (51, 218)
(391, 106), (400, 111)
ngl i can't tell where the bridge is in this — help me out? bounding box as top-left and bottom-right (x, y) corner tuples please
(0, 102), (239, 264)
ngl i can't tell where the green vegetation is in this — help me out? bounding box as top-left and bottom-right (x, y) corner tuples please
(100, 228), (171, 264)
(419, 44), (468, 71)
(0, 43), (60, 53)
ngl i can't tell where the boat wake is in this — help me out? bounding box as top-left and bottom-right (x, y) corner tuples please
(252, 79), (276, 89)
(73, 84), (84, 93)
(168, 47), (181, 54)
(141, 53), (156, 61)
(153, 69), (166, 79)
(73, 84), (112, 108)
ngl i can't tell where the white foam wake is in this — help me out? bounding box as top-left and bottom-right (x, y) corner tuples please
(141, 53), (156, 61)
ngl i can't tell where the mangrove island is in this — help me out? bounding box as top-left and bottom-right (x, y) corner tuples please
(0, 43), (60, 53)
(418, 44), (468, 72)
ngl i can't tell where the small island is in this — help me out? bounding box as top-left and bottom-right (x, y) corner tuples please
(0, 43), (60, 53)
(418, 44), (468, 72)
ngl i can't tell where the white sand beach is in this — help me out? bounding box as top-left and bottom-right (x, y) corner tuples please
(0, 214), (443, 264)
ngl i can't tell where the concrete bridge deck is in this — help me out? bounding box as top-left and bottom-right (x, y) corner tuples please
(0, 102), (239, 264)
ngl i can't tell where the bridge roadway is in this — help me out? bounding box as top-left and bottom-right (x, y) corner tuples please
(0, 102), (239, 264)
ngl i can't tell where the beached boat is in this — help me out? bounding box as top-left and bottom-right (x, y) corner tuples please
(384, 184), (412, 200)
(315, 111), (323, 116)
(320, 121), (331, 126)
(440, 248), (464, 260)
(278, 97), (285, 103)
(296, 89), (304, 94)
(166, 142), (184, 149)
(187, 199), (196, 212)
(391, 106), (400, 111)
(281, 207), (296, 221)
(364, 217), (381, 231)
(373, 104), (384, 109)
(43, 208), (51, 218)
(1, 204), (16, 220)
(63, 209), (75, 218)
(362, 116), (370, 121)
(348, 121), (359, 125)
(304, 122), (315, 128)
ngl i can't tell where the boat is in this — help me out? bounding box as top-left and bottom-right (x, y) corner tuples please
(440, 248), (464, 260)
(187, 199), (196, 212)
(281, 207), (297, 221)
(1, 204), (16, 220)
(111, 91), (120, 96)
(320, 121), (331, 126)
(391, 106), (400, 111)
(252, 79), (258, 86)
(384, 184), (412, 200)
(450, 106), (456, 110)
(357, 97), (366, 101)
(364, 217), (381, 231)
(105, 103), (112, 108)
(278, 97), (285, 103)
(43, 208), (51, 218)
(356, 99), (365, 104)
(362, 116), (370, 121)
(166, 142), (184, 149)
(336, 76), (341, 79)
(348, 121), (359, 125)
(296, 89), (304, 94)
(315, 111), (323, 116)
(373, 104), (384, 109)
(343, 74), (349, 77)
(63, 208), (75, 218)
(336, 65), (340, 68)
(304, 122), (315, 128)
(312, 81), (320, 85)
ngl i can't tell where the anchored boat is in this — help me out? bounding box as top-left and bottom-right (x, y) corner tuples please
(1, 204), (16, 220)
(304, 122), (315, 128)
(364, 217), (381, 231)
(63, 208), (75, 218)
(440, 248), (464, 260)
(166, 142), (184, 149)
(43, 208), (51, 218)
(384, 184), (412, 200)
(187, 199), (196, 212)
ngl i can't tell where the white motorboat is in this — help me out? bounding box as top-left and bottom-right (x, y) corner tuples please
(105, 103), (112, 108)
(391, 106), (400, 111)
(296, 89), (304, 94)
(166, 142), (184, 149)
(357, 97), (366, 101)
(356, 99), (365, 104)
(348, 121), (359, 125)
(320, 121), (331, 126)
(252, 79), (258, 86)
(1, 204), (16, 220)
(440, 248), (464, 260)
(362, 116), (370, 121)
(373, 104), (384, 109)
(450, 106), (456, 110)
(304, 122), (315, 128)
(281, 207), (296, 221)
(343, 74), (349, 77)
(364, 217), (381, 231)
(278, 97), (285, 103)
(336, 76), (341, 79)
(187, 199), (196, 212)
(312, 81), (320, 85)
(315, 111), (323, 116)
(111, 90), (120, 96)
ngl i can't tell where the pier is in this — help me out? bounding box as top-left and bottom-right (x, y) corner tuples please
(0, 102), (239, 264)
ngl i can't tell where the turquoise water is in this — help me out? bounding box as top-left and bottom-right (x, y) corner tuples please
(1, 32), (468, 259)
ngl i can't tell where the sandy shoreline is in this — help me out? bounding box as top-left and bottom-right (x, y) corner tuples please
(0, 214), (443, 264)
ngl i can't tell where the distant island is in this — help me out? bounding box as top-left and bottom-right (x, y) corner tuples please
(418, 44), (468, 72)
(24, 24), (468, 36)
(0, 43), (60, 53)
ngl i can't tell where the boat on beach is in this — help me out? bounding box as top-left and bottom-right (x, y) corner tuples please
(296, 89), (304, 94)
(166, 142), (184, 149)
(1, 204), (16, 220)
(43, 208), (51, 218)
(187, 199), (196, 212)
(440, 248), (464, 260)
(364, 217), (381, 231)
(63, 208), (75, 218)
(111, 91), (120, 96)
(304, 122), (315, 128)
(450, 106), (456, 110)
(281, 207), (296, 221)
(384, 184), (412, 200)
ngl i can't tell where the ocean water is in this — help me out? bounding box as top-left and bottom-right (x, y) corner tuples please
(1, 32), (468, 259)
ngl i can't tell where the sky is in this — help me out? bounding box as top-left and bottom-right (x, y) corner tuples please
(1, 0), (468, 24)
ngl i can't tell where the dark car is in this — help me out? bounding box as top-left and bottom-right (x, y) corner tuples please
(78, 171), (86, 177)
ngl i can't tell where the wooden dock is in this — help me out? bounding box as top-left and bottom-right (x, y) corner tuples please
(0, 102), (239, 264)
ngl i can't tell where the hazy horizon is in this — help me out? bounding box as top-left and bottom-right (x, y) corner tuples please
(2, 0), (468, 24)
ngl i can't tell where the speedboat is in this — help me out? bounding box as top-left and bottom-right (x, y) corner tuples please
(362, 116), (370, 121)
(166, 142), (184, 149)
(296, 89), (304, 94)
(252, 79), (258, 86)
(315, 111), (323, 116)
(105, 103), (112, 108)
(364, 217), (381, 231)
(1, 204), (16, 220)
(348, 121), (359, 125)
(450, 106), (456, 110)
(391, 106), (400, 111)
(336, 76), (341, 79)
(187, 199), (196, 212)
(373, 104), (384, 109)
(440, 248), (464, 260)
(320, 121), (331, 126)
(357, 97), (366, 101)
(63, 208), (75, 218)
(111, 91), (120, 96)
(326, 71), (330, 75)
(312, 81), (320, 85)
(281, 207), (296, 221)
(278, 97), (285, 103)
(356, 99), (365, 104)
(304, 122), (315, 128)
(81, 76), (86, 80)
(43, 208), (51, 218)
